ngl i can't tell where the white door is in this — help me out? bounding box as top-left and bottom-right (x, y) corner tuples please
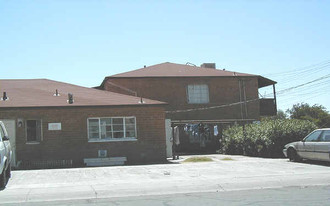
(0, 120), (16, 167)
(165, 119), (173, 158)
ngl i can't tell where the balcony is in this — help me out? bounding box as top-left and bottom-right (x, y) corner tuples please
(260, 98), (277, 116)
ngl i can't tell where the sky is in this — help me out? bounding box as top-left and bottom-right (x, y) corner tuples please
(1, 0), (330, 112)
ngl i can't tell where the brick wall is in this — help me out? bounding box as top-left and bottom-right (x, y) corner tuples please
(0, 105), (166, 167)
(104, 77), (260, 121)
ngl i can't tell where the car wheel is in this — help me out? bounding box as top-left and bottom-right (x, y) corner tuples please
(288, 148), (300, 162)
(6, 163), (11, 179)
(0, 169), (7, 189)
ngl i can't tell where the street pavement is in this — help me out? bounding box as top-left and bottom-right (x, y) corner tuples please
(0, 155), (330, 205)
(5, 185), (330, 206)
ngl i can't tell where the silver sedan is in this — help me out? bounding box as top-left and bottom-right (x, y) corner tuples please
(283, 128), (330, 162)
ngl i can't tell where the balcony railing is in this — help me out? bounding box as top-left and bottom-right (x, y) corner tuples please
(260, 98), (277, 116)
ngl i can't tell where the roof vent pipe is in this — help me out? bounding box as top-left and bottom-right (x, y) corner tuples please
(139, 97), (145, 104)
(68, 93), (74, 104)
(54, 89), (60, 96)
(2, 92), (8, 101)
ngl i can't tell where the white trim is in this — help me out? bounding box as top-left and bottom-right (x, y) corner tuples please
(87, 116), (137, 141)
(88, 138), (138, 143)
(84, 157), (127, 166)
(26, 142), (41, 145)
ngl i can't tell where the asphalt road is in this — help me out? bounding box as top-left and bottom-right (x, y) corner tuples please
(3, 185), (330, 206)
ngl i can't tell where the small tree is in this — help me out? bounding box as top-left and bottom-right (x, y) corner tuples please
(261, 109), (287, 121)
(276, 110), (287, 119)
(287, 103), (330, 128)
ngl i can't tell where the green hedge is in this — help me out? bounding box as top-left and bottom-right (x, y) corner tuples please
(221, 119), (317, 158)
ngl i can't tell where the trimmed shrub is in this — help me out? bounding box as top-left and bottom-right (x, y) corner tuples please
(221, 119), (317, 158)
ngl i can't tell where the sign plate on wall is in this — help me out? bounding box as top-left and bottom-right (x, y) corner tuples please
(48, 123), (62, 131)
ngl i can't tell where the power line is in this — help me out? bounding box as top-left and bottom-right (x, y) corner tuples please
(165, 98), (259, 114)
(276, 74), (330, 95)
(271, 64), (330, 86)
(262, 60), (330, 76)
(167, 63), (330, 114)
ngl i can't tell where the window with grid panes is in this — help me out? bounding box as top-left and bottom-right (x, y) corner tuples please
(187, 84), (209, 104)
(88, 117), (136, 141)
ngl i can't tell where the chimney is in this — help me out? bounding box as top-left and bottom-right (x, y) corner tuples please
(200, 63), (216, 69)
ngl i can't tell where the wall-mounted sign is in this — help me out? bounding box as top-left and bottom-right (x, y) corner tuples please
(48, 123), (62, 131)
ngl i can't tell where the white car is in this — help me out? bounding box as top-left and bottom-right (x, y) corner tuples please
(0, 121), (12, 189)
(283, 128), (330, 162)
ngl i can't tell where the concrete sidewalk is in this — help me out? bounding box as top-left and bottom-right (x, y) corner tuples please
(1, 155), (330, 204)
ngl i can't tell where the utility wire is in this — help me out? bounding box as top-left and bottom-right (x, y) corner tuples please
(262, 60), (330, 76)
(166, 62), (330, 114)
(165, 98), (260, 114)
(276, 74), (330, 95)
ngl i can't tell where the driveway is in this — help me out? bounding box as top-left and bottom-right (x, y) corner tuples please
(1, 155), (330, 204)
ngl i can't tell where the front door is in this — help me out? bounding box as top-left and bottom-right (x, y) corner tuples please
(0, 120), (16, 167)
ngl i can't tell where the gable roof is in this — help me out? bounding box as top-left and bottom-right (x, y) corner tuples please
(0, 79), (165, 108)
(104, 62), (276, 88)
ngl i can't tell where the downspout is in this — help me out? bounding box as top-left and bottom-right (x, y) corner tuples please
(273, 84), (277, 114)
(238, 79), (244, 119)
(243, 80), (248, 118)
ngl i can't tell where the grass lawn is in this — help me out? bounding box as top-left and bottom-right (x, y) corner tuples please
(183, 156), (213, 163)
(221, 157), (234, 161)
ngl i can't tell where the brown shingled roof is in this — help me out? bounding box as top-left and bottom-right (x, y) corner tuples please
(0, 79), (165, 108)
(109, 62), (255, 78)
(105, 62), (276, 88)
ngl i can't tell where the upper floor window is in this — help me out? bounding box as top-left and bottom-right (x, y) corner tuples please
(88, 117), (137, 142)
(187, 84), (209, 104)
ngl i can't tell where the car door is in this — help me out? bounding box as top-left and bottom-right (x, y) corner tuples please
(0, 124), (5, 172)
(297, 130), (322, 160)
(313, 130), (330, 161)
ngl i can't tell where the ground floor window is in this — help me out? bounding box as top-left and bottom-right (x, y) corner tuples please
(26, 120), (42, 142)
(88, 117), (136, 141)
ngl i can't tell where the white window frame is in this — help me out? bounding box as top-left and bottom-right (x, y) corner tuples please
(187, 84), (210, 104)
(87, 116), (137, 142)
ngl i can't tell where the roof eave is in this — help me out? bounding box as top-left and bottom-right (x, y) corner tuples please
(258, 76), (277, 88)
(0, 102), (168, 109)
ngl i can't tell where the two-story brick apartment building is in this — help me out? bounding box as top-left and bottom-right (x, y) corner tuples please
(0, 79), (167, 169)
(99, 62), (277, 152)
